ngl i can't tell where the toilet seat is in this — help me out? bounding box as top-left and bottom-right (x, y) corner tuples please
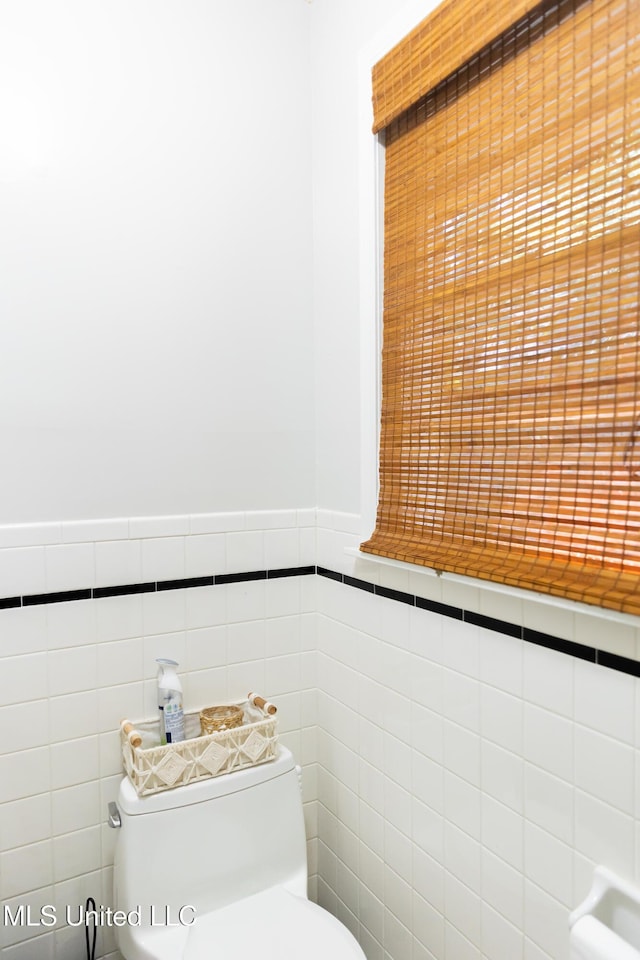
(185, 886), (365, 959)
(121, 886), (366, 960)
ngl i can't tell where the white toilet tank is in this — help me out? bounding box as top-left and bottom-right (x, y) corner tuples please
(113, 746), (308, 923)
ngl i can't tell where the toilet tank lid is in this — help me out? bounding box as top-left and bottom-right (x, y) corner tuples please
(118, 745), (295, 815)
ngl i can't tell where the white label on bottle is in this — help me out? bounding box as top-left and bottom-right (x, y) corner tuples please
(163, 698), (185, 743)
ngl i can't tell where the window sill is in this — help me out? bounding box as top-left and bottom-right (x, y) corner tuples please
(344, 546), (640, 630)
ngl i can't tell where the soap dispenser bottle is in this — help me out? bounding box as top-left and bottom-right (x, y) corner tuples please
(156, 658), (186, 744)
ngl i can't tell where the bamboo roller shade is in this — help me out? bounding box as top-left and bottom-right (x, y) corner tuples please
(371, 0), (543, 133)
(362, 0), (640, 615)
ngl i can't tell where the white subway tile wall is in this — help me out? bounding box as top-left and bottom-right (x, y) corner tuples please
(314, 512), (640, 960)
(0, 510), (317, 960)
(1, 508), (640, 960)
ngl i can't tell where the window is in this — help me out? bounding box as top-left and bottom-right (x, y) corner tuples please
(361, 0), (640, 615)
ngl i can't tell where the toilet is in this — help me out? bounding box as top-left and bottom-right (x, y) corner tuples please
(111, 745), (366, 959)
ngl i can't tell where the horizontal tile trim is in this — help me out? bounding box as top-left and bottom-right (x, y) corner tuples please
(522, 628), (596, 663)
(3, 567), (316, 609)
(375, 583), (415, 605)
(93, 582), (156, 599)
(322, 568), (637, 678)
(344, 575), (375, 594)
(2, 565), (637, 678)
(214, 571), (267, 584)
(317, 567), (343, 582)
(0, 596), (21, 610)
(23, 588), (92, 606)
(416, 595), (463, 620)
(157, 576), (214, 592)
(267, 565), (316, 579)
(464, 610), (522, 639)
(596, 649), (640, 677)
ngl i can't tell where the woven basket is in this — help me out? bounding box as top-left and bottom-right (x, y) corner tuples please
(121, 700), (277, 797)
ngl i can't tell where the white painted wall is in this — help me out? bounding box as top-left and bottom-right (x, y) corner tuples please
(2, 4), (640, 960)
(0, 0), (315, 523)
(310, 0), (442, 516)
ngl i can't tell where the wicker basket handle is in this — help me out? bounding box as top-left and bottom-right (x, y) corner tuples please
(247, 692), (277, 715)
(120, 719), (142, 748)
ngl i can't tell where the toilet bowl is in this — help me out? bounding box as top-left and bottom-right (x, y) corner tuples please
(112, 745), (366, 960)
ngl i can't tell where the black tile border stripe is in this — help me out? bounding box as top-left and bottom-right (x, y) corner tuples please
(376, 584), (415, 605)
(214, 571), (267, 585)
(0, 596), (22, 610)
(93, 582), (156, 599)
(158, 576), (214, 592)
(416, 595), (463, 620)
(3, 564), (639, 678)
(16, 568), (313, 606)
(268, 565), (316, 579)
(596, 649), (640, 677)
(344, 574), (375, 594)
(23, 588), (92, 606)
(319, 567), (639, 679)
(522, 627), (596, 663)
(317, 566), (343, 582)
(464, 610), (522, 640)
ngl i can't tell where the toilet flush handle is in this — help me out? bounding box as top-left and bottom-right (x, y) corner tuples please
(107, 802), (121, 829)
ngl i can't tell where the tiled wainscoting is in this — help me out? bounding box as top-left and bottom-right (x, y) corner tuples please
(0, 511), (318, 960)
(315, 514), (640, 960)
(2, 509), (640, 960)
